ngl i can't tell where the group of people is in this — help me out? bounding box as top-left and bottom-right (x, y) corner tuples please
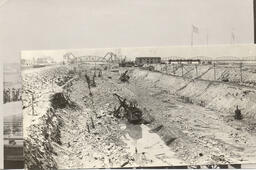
(4, 88), (22, 103)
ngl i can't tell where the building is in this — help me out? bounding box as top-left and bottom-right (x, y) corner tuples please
(36, 56), (55, 65)
(21, 59), (34, 68)
(135, 57), (161, 66)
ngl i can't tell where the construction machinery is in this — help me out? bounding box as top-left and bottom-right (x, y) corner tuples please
(113, 93), (143, 124)
(119, 70), (130, 82)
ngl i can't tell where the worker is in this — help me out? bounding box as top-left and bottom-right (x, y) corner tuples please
(234, 105), (242, 120)
(98, 70), (102, 77)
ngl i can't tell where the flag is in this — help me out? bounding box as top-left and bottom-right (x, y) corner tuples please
(231, 31), (235, 42)
(192, 25), (199, 33)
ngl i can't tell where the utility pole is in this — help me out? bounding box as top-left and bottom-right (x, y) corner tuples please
(240, 63), (243, 82)
(213, 63), (216, 81)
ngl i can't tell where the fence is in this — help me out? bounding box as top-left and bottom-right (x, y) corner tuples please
(145, 62), (256, 88)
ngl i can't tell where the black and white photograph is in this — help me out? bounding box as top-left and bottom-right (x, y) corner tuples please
(2, 63), (24, 169)
(1, 0), (256, 169)
(21, 45), (256, 169)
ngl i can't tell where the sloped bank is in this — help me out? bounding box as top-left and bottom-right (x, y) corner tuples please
(130, 69), (256, 121)
(24, 92), (78, 170)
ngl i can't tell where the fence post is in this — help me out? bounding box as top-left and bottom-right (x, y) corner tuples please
(87, 122), (90, 133)
(195, 64), (198, 77)
(52, 78), (54, 92)
(240, 63), (243, 83)
(31, 93), (34, 116)
(213, 63), (216, 81)
(181, 64), (184, 77)
(90, 117), (95, 129)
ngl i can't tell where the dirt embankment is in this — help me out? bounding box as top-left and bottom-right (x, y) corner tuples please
(24, 93), (75, 169)
(23, 66), (78, 169)
(24, 67), (143, 169)
(130, 69), (256, 121)
(123, 68), (256, 165)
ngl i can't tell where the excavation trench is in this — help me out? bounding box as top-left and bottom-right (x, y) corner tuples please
(124, 68), (256, 165)
(119, 121), (183, 166)
(52, 70), (184, 168)
(23, 66), (256, 169)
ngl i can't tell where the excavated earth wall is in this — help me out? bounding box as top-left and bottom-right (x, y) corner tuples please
(130, 69), (256, 123)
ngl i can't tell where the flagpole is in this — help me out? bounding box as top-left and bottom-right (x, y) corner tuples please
(231, 30), (235, 44)
(233, 32), (235, 44)
(230, 32), (232, 44)
(207, 34), (208, 45)
(206, 30), (208, 45)
(191, 26), (194, 46)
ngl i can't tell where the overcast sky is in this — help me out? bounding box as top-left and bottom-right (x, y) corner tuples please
(21, 44), (256, 62)
(0, 0), (254, 63)
(0, 1), (255, 167)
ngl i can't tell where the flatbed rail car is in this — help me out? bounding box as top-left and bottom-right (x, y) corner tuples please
(135, 57), (161, 66)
